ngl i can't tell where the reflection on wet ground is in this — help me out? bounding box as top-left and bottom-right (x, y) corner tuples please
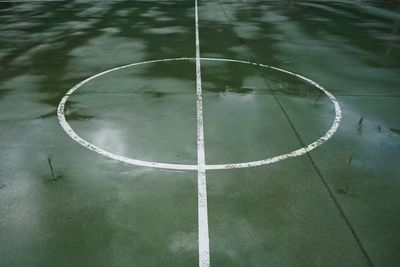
(0, 0), (400, 266)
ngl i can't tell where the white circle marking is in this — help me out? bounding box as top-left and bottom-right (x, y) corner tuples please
(57, 57), (342, 171)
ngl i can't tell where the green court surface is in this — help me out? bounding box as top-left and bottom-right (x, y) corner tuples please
(1, 0), (400, 266)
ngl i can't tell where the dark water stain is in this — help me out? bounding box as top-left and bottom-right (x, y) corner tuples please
(390, 128), (400, 135)
(149, 91), (166, 98)
(0, 2), (13, 9)
(234, 87), (255, 94)
(223, 86), (256, 94)
(65, 112), (94, 121)
(35, 110), (56, 119)
(272, 87), (324, 98)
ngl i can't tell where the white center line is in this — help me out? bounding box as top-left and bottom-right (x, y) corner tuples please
(195, 0), (210, 266)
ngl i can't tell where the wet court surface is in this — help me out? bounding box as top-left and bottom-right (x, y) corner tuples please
(0, 0), (400, 266)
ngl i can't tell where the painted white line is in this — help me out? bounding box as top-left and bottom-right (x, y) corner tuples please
(194, 0), (210, 266)
(57, 57), (342, 171)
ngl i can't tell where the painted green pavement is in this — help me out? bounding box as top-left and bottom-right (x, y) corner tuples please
(1, 0), (399, 266)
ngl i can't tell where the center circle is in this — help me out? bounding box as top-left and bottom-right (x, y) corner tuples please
(57, 57), (341, 171)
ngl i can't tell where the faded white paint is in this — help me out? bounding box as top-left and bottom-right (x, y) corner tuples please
(195, 0), (210, 266)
